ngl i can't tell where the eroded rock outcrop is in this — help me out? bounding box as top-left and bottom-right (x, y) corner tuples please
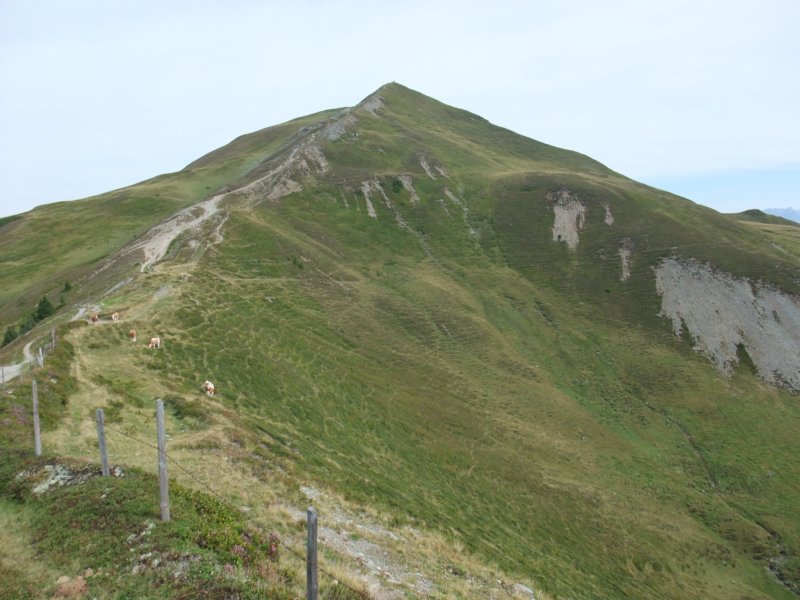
(549, 189), (586, 249)
(443, 187), (477, 238)
(618, 238), (634, 281)
(603, 201), (614, 225)
(655, 257), (800, 389)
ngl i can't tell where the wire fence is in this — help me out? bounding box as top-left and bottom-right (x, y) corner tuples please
(29, 399), (369, 600)
(3, 326), (370, 597)
(0, 329), (56, 388)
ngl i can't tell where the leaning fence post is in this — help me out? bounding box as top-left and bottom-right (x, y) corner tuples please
(32, 379), (42, 456)
(51, 328), (56, 349)
(307, 506), (318, 600)
(38, 347), (44, 367)
(96, 408), (110, 476)
(156, 399), (170, 522)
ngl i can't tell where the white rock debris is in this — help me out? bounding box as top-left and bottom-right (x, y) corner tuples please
(361, 179), (410, 228)
(92, 191), (228, 275)
(237, 142), (328, 204)
(618, 238), (634, 281)
(603, 201), (615, 225)
(418, 155), (437, 180)
(434, 165), (450, 179)
(549, 189), (586, 249)
(360, 178), (431, 255)
(20, 464), (97, 495)
(96, 108), (350, 274)
(325, 110), (358, 141)
(360, 181), (379, 219)
(444, 187), (477, 237)
(655, 257), (800, 389)
(358, 93), (385, 116)
(398, 175), (420, 205)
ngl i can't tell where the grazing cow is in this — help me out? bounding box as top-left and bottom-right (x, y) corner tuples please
(148, 336), (161, 349)
(201, 380), (215, 397)
(111, 312), (119, 322)
(90, 313), (98, 324)
(128, 329), (137, 343)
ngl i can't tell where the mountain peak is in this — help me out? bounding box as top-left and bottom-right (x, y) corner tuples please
(354, 82), (424, 113)
(3, 79), (800, 600)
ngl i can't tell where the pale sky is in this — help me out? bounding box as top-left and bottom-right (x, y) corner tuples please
(1, 0), (798, 219)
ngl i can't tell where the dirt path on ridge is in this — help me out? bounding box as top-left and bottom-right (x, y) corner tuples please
(0, 340), (34, 384)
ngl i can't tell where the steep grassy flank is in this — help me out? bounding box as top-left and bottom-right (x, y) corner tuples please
(130, 196), (799, 599)
(4, 82), (800, 599)
(732, 214), (800, 262)
(364, 83), (614, 177)
(185, 109), (340, 172)
(0, 321), (80, 448)
(0, 112), (334, 323)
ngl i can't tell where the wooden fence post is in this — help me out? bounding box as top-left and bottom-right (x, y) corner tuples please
(307, 506), (318, 600)
(38, 347), (44, 367)
(156, 399), (170, 522)
(96, 408), (110, 476)
(51, 328), (56, 349)
(32, 379), (41, 456)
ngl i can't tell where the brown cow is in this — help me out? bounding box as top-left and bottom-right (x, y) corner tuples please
(90, 313), (98, 324)
(201, 380), (215, 397)
(128, 329), (137, 342)
(148, 336), (161, 349)
(111, 312), (119, 322)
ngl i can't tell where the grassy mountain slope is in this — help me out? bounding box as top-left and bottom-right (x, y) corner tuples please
(2, 83), (800, 599)
(0, 111), (336, 322)
(730, 210), (800, 262)
(733, 209), (800, 227)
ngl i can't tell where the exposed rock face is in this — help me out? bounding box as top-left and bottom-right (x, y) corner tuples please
(398, 175), (420, 205)
(418, 155), (437, 180)
(443, 187), (477, 237)
(603, 201), (614, 225)
(618, 238), (634, 281)
(237, 141), (328, 204)
(357, 92), (384, 116)
(655, 257), (800, 389)
(96, 111), (343, 275)
(549, 189), (586, 249)
(360, 180), (379, 219)
(512, 582), (536, 598)
(324, 111), (357, 141)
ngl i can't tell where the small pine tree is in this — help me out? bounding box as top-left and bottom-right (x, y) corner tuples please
(35, 296), (55, 321)
(19, 314), (36, 335)
(2, 325), (17, 346)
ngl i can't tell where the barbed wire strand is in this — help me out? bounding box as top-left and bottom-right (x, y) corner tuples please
(56, 412), (368, 598)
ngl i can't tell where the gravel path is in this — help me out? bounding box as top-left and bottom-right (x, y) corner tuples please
(0, 340), (34, 384)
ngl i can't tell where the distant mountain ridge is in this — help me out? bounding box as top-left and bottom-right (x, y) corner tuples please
(764, 206), (800, 223)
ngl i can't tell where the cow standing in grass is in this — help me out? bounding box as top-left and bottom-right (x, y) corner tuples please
(90, 313), (98, 324)
(111, 312), (119, 322)
(201, 380), (215, 397)
(148, 336), (161, 349)
(128, 329), (137, 343)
